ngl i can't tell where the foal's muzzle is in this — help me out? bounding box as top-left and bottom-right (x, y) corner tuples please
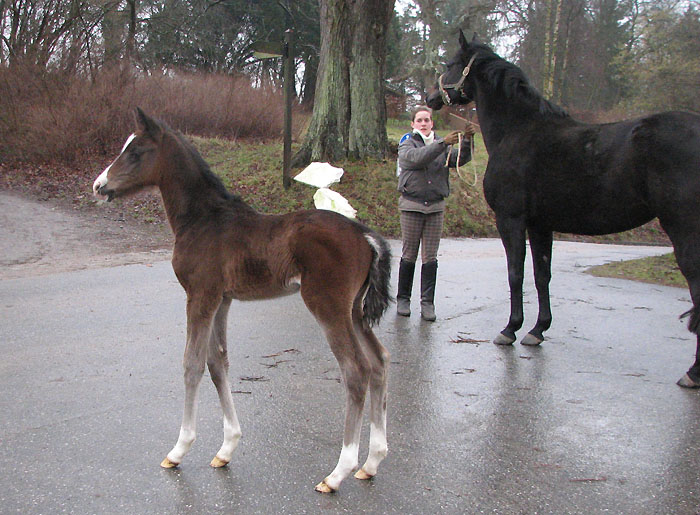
(101, 188), (115, 202)
(94, 184), (115, 202)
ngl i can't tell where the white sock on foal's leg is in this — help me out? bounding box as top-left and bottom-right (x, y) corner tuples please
(356, 421), (388, 479)
(316, 442), (360, 493)
(161, 426), (197, 468)
(211, 409), (242, 467)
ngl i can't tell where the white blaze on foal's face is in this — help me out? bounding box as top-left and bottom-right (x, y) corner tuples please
(92, 133), (137, 200)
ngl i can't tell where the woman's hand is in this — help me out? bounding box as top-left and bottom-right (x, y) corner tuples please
(463, 122), (477, 138)
(443, 131), (461, 145)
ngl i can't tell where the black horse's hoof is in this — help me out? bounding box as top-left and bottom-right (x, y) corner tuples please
(493, 332), (516, 345)
(677, 373), (700, 388)
(521, 333), (543, 346)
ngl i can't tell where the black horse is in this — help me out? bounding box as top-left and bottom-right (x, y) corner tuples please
(427, 31), (700, 387)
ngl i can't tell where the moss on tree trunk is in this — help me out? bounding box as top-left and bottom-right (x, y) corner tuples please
(292, 0), (394, 168)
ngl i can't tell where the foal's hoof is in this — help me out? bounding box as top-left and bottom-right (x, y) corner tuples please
(210, 456), (229, 468)
(521, 333), (543, 346)
(160, 457), (179, 469)
(354, 468), (374, 481)
(493, 332), (516, 345)
(677, 373), (700, 388)
(314, 480), (336, 494)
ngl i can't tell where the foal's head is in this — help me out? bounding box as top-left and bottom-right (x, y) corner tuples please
(93, 108), (165, 201)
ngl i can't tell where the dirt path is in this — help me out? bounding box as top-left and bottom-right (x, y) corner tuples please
(0, 192), (173, 280)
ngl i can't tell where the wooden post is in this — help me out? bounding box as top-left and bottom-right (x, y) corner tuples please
(283, 29), (294, 189)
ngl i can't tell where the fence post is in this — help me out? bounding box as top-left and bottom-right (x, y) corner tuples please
(283, 29), (294, 189)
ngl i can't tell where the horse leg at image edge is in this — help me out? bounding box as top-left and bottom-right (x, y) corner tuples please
(658, 221), (700, 388)
(675, 276), (700, 388)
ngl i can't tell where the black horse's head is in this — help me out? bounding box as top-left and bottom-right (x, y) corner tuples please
(427, 30), (483, 110)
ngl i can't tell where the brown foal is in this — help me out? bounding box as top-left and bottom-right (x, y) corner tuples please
(93, 108), (392, 492)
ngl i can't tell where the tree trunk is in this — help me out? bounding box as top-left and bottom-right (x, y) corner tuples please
(348, 0), (393, 159)
(542, 0), (562, 100)
(292, 0), (394, 168)
(292, 0), (350, 166)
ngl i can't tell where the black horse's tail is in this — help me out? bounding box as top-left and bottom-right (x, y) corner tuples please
(681, 305), (700, 334)
(362, 231), (393, 327)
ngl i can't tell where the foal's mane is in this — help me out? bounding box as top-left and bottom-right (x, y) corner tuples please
(168, 126), (242, 203)
(469, 42), (569, 119)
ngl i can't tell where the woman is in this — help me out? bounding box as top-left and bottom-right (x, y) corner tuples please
(396, 106), (475, 321)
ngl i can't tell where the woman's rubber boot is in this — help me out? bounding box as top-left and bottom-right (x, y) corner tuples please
(397, 259), (415, 316)
(420, 260), (438, 322)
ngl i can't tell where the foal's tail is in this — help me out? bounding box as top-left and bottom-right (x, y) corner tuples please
(361, 231), (393, 327)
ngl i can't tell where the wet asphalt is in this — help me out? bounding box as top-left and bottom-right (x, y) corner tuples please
(1, 238), (699, 514)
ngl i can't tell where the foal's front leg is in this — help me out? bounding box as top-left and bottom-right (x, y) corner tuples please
(161, 295), (219, 468)
(206, 297), (243, 467)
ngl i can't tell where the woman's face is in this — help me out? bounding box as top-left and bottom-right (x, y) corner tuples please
(411, 110), (433, 136)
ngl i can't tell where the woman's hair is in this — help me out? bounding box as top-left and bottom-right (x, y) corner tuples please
(411, 106), (433, 121)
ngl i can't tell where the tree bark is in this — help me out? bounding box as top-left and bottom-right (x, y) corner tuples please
(348, 0), (393, 159)
(292, 0), (350, 166)
(292, 0), (394, 168)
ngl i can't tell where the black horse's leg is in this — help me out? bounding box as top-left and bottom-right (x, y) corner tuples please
(678, 333), (700, 388)
(674, 260), (700, 388)
(522, 226), (553, 345)
(494, 215), (527, 345)
(659, 221), (700, 388)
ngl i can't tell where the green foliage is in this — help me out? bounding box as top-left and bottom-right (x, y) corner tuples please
(616, 4), (700, 113)
(139, 0), (320, 80)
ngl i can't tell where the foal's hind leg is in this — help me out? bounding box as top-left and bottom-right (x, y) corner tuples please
(316, 319), (370, 492)
(352, 310), (389, 481)
(303, 292), (371, 493)
(206, 297), (243, 467)
(522, 227), (553, 345)
(161, 294), (220, 468)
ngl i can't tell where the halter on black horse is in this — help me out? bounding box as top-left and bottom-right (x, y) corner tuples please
(437, 54), (476, 106)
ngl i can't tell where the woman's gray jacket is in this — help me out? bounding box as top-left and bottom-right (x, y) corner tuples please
(397, 132), (472, 207)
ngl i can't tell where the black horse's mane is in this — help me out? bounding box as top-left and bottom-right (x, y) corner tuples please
(469, 42), (569, 119)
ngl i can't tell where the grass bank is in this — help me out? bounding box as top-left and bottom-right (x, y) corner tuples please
(190, 130), (496, 239)
(588, 253), (685, 288)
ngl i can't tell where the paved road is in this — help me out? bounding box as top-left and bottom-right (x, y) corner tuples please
(2, 238), (699, 514)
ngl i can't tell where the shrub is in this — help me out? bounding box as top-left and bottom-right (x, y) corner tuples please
(0, 63), (285, 164)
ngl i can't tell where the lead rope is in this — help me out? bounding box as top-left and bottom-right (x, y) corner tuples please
(446, 133), (478, 187)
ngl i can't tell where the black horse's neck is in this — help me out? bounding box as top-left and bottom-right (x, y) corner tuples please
(469, 47), (569, 150)
(158, 131), (252, 235)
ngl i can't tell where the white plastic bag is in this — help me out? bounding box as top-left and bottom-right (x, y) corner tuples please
(294, 162), (357, 219)
(313, 188), (357, 219)
(294, 162), (345, 188)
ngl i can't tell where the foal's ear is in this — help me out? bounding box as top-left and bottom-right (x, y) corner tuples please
(135, 107), (163, 140)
